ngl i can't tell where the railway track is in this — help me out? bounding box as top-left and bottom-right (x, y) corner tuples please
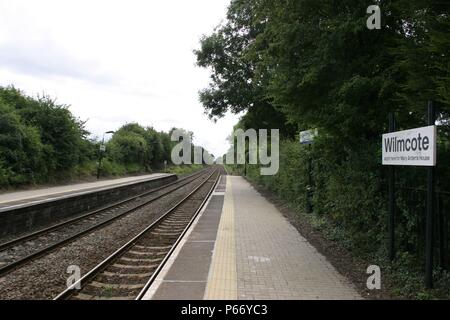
(54, 168), (220, 300)
(0, 168), (212, 276)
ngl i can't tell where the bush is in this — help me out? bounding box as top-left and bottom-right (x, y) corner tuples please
(165, 164), (205, 176)
(100, 159), (126, 177)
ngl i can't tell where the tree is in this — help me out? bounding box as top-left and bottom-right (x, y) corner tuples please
(391, 2), (450, 122)
(0, 86), (91, 173)
(145, 127), (164, 168)
(194, 0), (294, 137)
(0, 96), (44, 185)
(159, 131), (174, 164)
(107, 123), (149, 167)
(0, 86), (94, 185)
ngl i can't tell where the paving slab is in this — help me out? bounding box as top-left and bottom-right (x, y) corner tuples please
(223, 176), (361, 300)
(144, 177), (225, 300)
(144, 175), (361, 300)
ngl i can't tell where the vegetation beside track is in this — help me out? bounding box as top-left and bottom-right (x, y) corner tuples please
(164, 164), (206, 177)
(0, 86), (212, 190)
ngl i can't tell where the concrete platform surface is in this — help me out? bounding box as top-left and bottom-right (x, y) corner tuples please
(0, 173), (171, 210)
(143, 176), (226, 300)
(144, 175), (362, 300)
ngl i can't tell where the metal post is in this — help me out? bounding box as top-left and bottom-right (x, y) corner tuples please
(96, 135), (105, 180)
(441, 197), (448, 270)
(425, 101), (435, 288)
(438, 195), (448, 271)
(244, 149), (248, 176)
(306, 144), (313, 213)
(388, 112), (396, 261)
(96, 131), (114, 180)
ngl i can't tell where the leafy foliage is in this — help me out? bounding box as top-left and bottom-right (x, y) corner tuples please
(0, 86), (209, 187)
(0, 86), (90, 185)
(198, 0), (450, 297)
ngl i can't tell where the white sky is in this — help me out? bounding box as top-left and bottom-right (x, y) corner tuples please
(0, 0), (240, 157)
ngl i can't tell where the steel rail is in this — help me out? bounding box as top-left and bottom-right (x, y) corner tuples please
(0, 168), (208, 252)
(136, 171), (220, 299)
(54, 168), (219, 300)
(0, 168), (213, 276)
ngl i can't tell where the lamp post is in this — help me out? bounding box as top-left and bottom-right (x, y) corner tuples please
(97, 131), (115, 179)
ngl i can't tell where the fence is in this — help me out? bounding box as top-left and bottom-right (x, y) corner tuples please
(395, 184), (449, 271)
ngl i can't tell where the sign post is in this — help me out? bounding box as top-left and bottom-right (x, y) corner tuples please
(300, 129), (318, 146)
(382, 103), (437, 288)
(425, 101), (435, 288)
(300, 129), (318, 213)
(97, 144), (106, 179)
(388, 113), (396, 261)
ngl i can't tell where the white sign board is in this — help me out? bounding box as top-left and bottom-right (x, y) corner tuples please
(382, 125), (436, 166)
(99, 144), (106, 152)
(300, 129), (318, 145)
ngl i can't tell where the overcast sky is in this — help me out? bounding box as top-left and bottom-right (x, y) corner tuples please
(0, 0), (240, 157)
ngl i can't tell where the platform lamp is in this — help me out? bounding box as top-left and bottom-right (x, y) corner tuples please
(97, 131), (115, 179)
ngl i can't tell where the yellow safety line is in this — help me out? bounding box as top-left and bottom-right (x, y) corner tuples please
(204, 177), (237, 299)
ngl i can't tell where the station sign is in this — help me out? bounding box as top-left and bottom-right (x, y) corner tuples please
(300, 129), (318, 145)
(382, 125), (436, 166)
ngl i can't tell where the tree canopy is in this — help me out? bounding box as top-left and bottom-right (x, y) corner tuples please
(196, 0), (450, 141)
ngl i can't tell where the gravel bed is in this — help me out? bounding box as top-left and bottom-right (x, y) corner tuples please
(0, 172), (207, 268)
(0, 168), (208, 245)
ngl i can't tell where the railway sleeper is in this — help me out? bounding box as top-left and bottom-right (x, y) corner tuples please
(153, 226), (185, 232)
(101, 271), (153, 278)
(156, 224), (186, 229)
(150, 231), (183, 237)
(161, 220), (190, 226)
(116, 259), (161, 267)
(82, 285), (143, 298)
(140, 236), (180, 243)
(120, 257), (163, 263)
(96, 274), (152, 285)
(88, 281), (146, 290)
(111, 263), (159, 269)
(160, 218), (191, 224)
(134, 245), (172, 250)
(128, 250), (168, 256)
(72, 292), (134, 300)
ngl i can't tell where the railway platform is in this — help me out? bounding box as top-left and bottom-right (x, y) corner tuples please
(143, 175), (361, 300)
(0, 173), (172, 211)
